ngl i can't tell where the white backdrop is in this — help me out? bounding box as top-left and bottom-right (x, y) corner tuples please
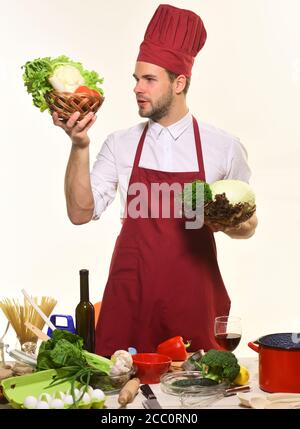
(1, 0), (300, 357)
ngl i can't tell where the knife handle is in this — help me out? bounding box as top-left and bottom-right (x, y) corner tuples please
(140, 384), (156, 399)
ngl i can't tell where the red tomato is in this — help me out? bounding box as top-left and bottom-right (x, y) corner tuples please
(75, 86), (100, 97)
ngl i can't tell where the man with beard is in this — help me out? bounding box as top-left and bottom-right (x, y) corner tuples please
(53, 4), (257, 355)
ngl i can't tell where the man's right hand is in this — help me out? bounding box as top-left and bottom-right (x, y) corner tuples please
(52, 111), (97, 148)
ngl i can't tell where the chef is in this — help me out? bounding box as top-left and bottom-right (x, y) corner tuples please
(53, 4), (258, 355)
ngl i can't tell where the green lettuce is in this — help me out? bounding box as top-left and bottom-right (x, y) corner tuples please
(182, 180), (213, 211)
(21, 55), (104, 112)
(36, 329), (112, 374)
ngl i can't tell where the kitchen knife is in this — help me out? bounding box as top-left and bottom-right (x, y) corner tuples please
(140, 384), (162, 409)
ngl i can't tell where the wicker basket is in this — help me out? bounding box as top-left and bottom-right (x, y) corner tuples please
(44, 90), (104, 121)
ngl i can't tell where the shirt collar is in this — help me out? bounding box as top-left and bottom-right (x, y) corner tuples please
(148, 111), (192, 141)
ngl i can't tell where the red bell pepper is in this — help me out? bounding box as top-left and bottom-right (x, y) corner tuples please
(156, 336), (191, 361)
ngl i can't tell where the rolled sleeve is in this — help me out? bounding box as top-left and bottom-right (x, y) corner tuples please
(225, 137), (252, 183)
(90, 134), (118, 220)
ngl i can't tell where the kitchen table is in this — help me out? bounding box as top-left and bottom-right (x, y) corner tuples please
(0, 357), (259, 410)
(105, 357), (259, 409)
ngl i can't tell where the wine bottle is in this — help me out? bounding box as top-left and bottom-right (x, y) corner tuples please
(75, 269), (95, 352)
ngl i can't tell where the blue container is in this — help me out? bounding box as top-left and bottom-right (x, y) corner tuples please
(47, 314), (76, 337)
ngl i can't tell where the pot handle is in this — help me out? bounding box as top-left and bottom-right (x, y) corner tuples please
(248, 341), (259, 353)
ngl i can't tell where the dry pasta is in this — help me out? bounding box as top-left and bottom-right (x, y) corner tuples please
(0, 296), (57, 345)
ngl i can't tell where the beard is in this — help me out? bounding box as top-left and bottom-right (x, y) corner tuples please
(138, 85), (174, 121)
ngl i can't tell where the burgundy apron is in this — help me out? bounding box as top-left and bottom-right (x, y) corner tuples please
(95, 117), (230, 356)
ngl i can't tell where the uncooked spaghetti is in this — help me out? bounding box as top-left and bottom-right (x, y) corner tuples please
(0, 296), (57, 345)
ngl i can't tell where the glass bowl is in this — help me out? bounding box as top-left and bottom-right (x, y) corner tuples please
(160, 371), (228, 408)
(89, 367), (135, 395)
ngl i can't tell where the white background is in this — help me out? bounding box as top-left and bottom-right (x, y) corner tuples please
(1, 0), (300, 358)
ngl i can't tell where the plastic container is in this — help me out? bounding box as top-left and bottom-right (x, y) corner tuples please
(47, 315), (76, 337)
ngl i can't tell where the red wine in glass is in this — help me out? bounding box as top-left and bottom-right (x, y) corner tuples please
(214, 316), (242, 351)
(215, 333), (241, 351)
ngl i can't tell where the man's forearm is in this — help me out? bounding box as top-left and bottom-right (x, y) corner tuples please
(64, 145), (94, 225)
(225, 213), (258, 239)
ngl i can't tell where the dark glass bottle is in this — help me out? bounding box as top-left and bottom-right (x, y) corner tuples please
(75, 269), (95, 352)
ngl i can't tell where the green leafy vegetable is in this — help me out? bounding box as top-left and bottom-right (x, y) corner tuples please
(181, 349), (240, 385)
(37, 329), (86, 370)
(172, 378), (218, 387)
(84, 350), (113, 373)
(36, 330), (112, 407)
(200, 349), (240, 383)
(182, 179), (256, 226)
(21, 55), (104, 112)
(37, 329), (112, 374)
(36, 331), (134, 407)
(182, 180), (212, 211)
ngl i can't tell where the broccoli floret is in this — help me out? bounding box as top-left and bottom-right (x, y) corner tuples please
(200, 349), (240, 384)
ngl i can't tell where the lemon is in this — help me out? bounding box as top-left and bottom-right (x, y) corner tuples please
(233, 366), (249, 385)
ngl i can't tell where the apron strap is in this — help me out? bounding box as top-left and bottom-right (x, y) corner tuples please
(192, 116), (206, 181)
(132, 117), (206, 181)
(132, 123), (148, 169)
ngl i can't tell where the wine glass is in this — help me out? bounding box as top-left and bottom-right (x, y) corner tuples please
(214, 316), (242, 351)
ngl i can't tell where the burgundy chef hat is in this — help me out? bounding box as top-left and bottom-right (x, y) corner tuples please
(137, 4), (207, 77)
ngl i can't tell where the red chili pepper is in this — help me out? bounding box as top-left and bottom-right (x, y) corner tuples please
(156, 336), (191, 361)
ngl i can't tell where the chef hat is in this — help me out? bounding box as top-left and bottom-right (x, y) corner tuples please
(137, 4), (207, 77)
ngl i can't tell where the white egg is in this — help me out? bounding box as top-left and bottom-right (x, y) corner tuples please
(50, 398), (65, 409)
(80, 393), (91, 404)
(81, 386), (94, 398)
(91, 389), (105, 401)
(73, 388), (81, 399)
(23, 396), (38, 409)
(63, 394), (74, 405)
(36, 400), (50, 409)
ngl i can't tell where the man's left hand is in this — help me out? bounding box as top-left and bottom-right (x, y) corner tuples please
(206, 213), (258, 239)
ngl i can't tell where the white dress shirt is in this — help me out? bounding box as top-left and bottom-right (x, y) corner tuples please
(90, 112), (251, 220)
